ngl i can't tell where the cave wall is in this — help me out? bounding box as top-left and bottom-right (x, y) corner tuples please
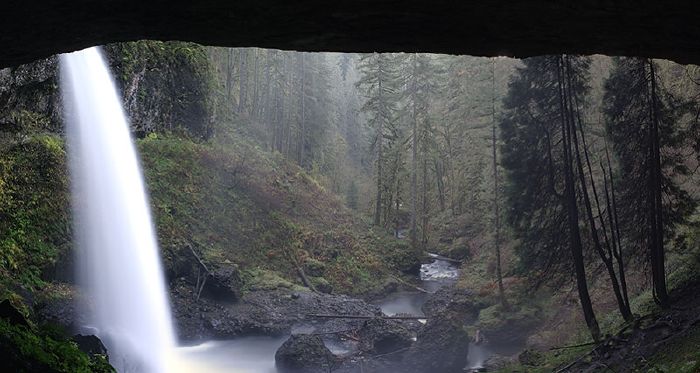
(1, 1), (700, 68)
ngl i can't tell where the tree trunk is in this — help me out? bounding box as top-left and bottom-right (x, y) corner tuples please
(226, 49), (234, 101)
(251, 49), (259, 119)
(557, 55), (600, 341)
(565, 57), (632, 321)
(647, 59), (670, 308)
(492, 58), (508, 309)
(238, 49), (249, 114)
(298, 53), (306, 167)
(374, 66), (384, 226)
(410, 54), (419, 249)
(421, 156), (429, 247)
(434, 159), (446, 211)
(604, 144), (631, 310)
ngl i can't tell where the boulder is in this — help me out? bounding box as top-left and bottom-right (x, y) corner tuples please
(0, 299), (29, 327)
(275, 334), (335, 373)
(357, 318), (413, 355)
(422, 285), (480, 322)
(202, 264), (242, 302)
(403, 310), (470, 373)
(71, 334), (109, 359)
(303, 259), (326, 277)
(310, 277), (333, 294)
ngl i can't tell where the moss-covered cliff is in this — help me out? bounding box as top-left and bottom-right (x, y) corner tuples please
(0, 41), (212, 139)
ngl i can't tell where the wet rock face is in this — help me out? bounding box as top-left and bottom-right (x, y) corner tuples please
(275, 334), (335, 373)
(0, 57), (62, 134)
(0, 42), (211, 139)
(34, 287), (85, 332)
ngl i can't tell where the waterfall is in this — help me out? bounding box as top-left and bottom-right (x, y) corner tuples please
(61, 47), (176, 372)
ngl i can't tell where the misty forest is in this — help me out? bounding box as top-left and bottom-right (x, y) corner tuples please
(1, 42), (700, 373)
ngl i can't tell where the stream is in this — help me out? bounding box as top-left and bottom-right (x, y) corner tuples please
(179, 254), (495, 372)
(378, 255), (493, 372)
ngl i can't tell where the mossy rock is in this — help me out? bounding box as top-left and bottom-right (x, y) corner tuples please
(0, 318), (115, 373)
(303, 258), (326, 277)
(241, 268), (305, 293)
(310, 277), (332, 294)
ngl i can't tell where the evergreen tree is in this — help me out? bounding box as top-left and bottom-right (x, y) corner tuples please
(501, 55), (601, 340)
(401, 53), (440, 248)
(604, 57), (696, 308)
(356, 53), (402, 226)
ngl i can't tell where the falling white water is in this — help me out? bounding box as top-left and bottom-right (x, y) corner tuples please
(61, 47), (176, 372)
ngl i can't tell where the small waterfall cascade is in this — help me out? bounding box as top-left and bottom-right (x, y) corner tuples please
(61, 47), (176, 372)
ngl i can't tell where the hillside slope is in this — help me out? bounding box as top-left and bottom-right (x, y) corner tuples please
(140, 130), (415, 297)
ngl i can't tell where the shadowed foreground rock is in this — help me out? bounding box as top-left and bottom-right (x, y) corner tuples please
(403, 310), (470, 373)
(358, 318), (413, 355)
(275, 334), (335, 373)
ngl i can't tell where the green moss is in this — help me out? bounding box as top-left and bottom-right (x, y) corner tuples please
(303, 258), (326, 277)
(309, 276), (332, 293)
(240, 268), (305, 292)
(0, 134), (70, 289)
(0, 319), (114, 372)
(9, 110), (52, 132)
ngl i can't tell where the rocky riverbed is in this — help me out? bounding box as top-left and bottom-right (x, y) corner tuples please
(35, 255), (524, 373)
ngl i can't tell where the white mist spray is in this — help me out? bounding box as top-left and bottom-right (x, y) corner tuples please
(61, 47), (176, 372)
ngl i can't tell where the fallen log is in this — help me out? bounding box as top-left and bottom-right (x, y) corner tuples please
(306, 314), (428, 320)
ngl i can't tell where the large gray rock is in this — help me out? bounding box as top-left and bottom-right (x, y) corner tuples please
(202, 264), (242, 302)
(275, 334), (335, 373)
(71, 334), (109, 359)
(403, 310), (470, 373)
(357, 318), (413, 355)
(422, 285), (481, 322)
